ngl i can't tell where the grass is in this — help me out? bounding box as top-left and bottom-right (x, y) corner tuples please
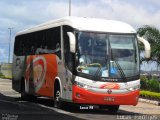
(140, 90), (160, 101)
(0, 73), (5, 78)
(0, 73), (12, 79)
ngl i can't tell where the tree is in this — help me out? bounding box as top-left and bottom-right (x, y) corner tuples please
(137, 25), (160, 66)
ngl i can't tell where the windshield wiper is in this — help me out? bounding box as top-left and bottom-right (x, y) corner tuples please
(110, 48), (127, 82)
(94, 65), (102, 77)
(113, 60), (127, 82)
(94, 55), (109, 78)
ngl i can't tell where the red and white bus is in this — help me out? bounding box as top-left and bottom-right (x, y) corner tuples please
(12, 17), (150, 112)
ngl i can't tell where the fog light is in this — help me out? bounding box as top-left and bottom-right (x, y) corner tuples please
(76, 93), (81, 98)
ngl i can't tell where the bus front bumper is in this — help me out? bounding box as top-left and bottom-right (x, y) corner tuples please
(72, 85), (139, 106)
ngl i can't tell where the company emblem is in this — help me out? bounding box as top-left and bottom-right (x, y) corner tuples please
(107, 89), (112, 94)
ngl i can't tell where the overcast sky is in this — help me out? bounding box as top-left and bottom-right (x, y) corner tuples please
(0, 0), (160, 70)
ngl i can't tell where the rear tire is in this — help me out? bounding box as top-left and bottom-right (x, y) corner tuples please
(21, 78), (27, 100)
(21, 78), (37, 101)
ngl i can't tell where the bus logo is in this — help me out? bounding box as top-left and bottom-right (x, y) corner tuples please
(100, 83), (120, 89)
(107, 89), (112, 94)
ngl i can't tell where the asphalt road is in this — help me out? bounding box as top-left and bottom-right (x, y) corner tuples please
(0, 78), (159, 120)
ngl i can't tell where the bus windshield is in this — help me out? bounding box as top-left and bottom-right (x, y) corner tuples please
(76, 32), (139, 80)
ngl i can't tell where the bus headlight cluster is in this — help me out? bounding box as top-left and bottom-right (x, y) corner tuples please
(127, 85), (140, 91)
(74, 81), (91, 89)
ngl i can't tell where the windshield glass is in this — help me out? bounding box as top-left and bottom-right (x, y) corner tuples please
(76, 32), (139, 80)
(109, 35), (139, 78)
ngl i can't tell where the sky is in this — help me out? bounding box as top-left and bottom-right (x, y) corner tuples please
(0, 0), (160, 70)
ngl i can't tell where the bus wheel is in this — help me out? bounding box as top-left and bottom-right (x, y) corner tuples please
(54, 89), (62, 108)
(21, 78), (37, 101)
(21, 78), (27, 100)
(108, 105), (119, 113)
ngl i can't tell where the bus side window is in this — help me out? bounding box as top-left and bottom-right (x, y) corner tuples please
(47, 27), (61, 57)
(14, 36), (22, 56)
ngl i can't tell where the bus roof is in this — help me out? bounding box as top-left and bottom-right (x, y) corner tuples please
(16, 16), (136, 36)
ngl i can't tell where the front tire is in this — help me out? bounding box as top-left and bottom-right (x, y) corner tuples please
(108, 105), (119, 113)
(99, 105), (119, 113)
(54, 87), (62, 108)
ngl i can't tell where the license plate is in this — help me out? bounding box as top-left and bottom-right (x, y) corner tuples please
(104, 97), (115, 102)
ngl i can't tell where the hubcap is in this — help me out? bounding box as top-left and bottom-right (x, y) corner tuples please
(56, 91), (60, 102)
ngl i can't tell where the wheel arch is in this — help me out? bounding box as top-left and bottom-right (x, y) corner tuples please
(54, 77), (62, 98)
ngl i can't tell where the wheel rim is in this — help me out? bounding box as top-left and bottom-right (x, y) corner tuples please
(56, 91), (60, 102)
(54, 90), (61, 108)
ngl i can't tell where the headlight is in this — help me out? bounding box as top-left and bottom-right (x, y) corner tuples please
(127, 85), (140, 91)
(74, 81), (90, 89)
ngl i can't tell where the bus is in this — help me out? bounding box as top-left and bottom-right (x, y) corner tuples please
(12, 16), (150, 112)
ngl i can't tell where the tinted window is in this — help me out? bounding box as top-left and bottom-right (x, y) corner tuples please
(14, 27), (61, 58)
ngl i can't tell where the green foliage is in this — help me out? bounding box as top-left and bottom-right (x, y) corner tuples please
(0, 73), (5, 78)
(140, 75), (160, 92)
(140, 75), (160, 100)
(146, 77), (160, 92)
(140, 90), (160, 100)
(137, 25), (160, 64)
(137, 25), (160, 43)
(140, 75), (148, 90)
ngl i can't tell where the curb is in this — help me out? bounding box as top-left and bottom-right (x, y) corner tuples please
(139, 98), (160, 106)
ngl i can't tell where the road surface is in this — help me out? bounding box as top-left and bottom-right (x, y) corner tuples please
(0, 78), (159, 120)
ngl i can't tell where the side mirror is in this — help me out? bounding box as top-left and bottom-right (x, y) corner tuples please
(67, 32), (76, 53)
(137, 36), (151, 58)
